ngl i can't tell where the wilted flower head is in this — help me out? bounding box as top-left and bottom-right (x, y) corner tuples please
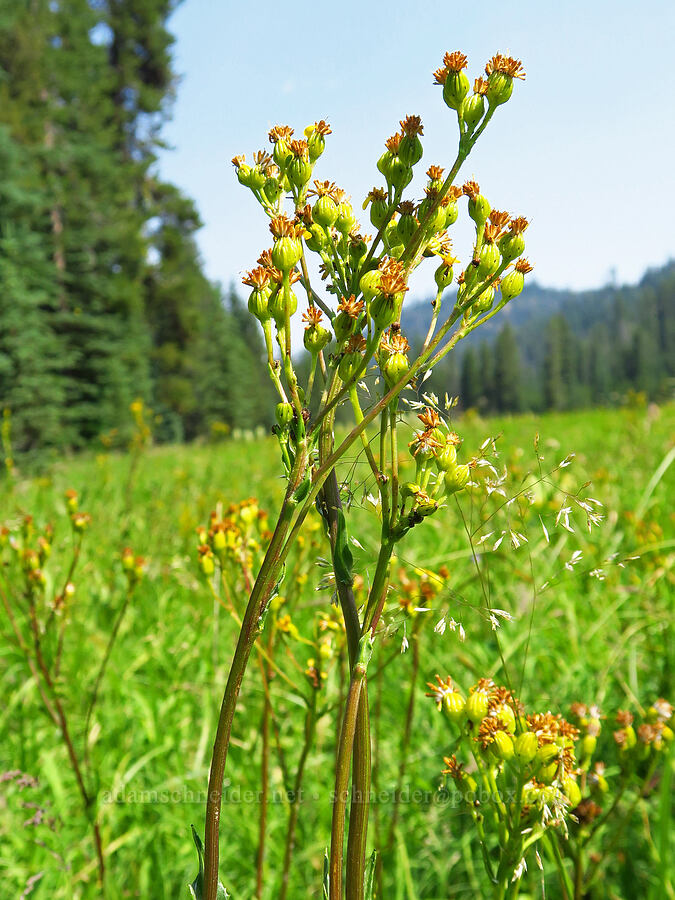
(485, 53), (526, 80)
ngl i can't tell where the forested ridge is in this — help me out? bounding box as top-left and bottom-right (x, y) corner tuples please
(0, 0), (273, 454)
(404, 261), (675, 413)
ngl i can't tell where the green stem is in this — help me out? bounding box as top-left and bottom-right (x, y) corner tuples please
(83, 585), (134, 772)
(203, 446), (309, 900)
(546, 831), (573, 900)
(386, 633), (419, 849)
(330, 640), (371, 900)
(278, 692), (318, 900)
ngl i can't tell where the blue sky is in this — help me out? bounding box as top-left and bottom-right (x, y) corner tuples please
(159, 0), (675, 306)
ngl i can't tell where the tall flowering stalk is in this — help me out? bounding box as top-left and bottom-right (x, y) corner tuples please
(198, 50), (534, 900)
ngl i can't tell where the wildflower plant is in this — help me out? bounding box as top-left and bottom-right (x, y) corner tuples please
(193, 48), (541, 899)
(429, 679), (673, 899)
(0, 495), (146, 893)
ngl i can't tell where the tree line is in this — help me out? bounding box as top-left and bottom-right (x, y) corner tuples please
(419, 261), (675, 414)
(0, 0), (273, 454)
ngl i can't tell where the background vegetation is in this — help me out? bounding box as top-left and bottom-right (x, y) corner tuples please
(1, 402), (672, 897)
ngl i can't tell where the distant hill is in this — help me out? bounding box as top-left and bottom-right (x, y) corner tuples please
(401, 260), (675, 411)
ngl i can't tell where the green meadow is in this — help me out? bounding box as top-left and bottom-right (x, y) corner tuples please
(1, 402), (673, 899)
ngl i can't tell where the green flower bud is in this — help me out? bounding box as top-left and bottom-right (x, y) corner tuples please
(304, 224), (328, 253)
(444, 200), (459, 227)
(248, 287), (271, 322)
(396, 210), (417, 245)
(500, 270), (525, 302)
(468, 193), (491, 228)
(377, 150), (394, 178)
(382, 351), (409, 387)
(492, 730), (515, 761)
(305, 123), (330, 162)
(236, 163), (254, 187)
(443, 70), (470, 111)
(536, 743), (559, 767)
(263, 177), (283, 205)
(465, 690), (489, 722)
(249, 165), (269, 191)
(199, 549), (215, 577)
(398, 133), (423, 168)
(304, 323), (331, 355)
(383, 219), (399, 251)
(359, 269), (382, 302)
(444, 690), (466, 724)
(623, 725), (637, 749)
(333, 311), (356, 343)
(269, 285), (297, 324)
(272, 139), (292, 171)
(370, 293), (398, 330)
(435, 443), (457, 472)
(472, 284), (496, 314)
(272, 237), (303, 272)
(498, 231), (525, 265)
(486, 71), (513, 108)
(444, 464), (470, 495)
(338, 348), (363, 382)
(275, 402), (294, 429)
(369, 196), (389, 230)
(418, 196), (447, 233)
(493, 704), (517, 734)
(400, 482), (421, 500)
(388, 156), (413, 191)
(434, 259), (455, 292)
(562, 776), (582, 809)
(348, 235), (368, 269)
(515, 731), (538, 764)
(461, 93), (485, 132)
(581, 734), (597, 759)
(477, 241), (500, 278)
(335, 202), (356, 234)
(312, 195), (338, 228)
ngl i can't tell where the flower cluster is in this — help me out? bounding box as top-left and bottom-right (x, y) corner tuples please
(231, 50), (532, 490)
(429, 678), (674, 890)
(196, 498), (270, 579)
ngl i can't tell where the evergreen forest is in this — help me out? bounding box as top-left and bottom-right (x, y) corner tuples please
(0, 2), (672, 456)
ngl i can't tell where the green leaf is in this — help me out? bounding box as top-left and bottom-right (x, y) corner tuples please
(188, 826), (230, 899)
(293, 473), (311, 503)
(323, 849), (330, 899)
(334, 509), (354, 586)
(364, 850), (377, 899)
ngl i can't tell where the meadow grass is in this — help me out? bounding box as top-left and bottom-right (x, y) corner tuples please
(1, 402), (673, 899)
